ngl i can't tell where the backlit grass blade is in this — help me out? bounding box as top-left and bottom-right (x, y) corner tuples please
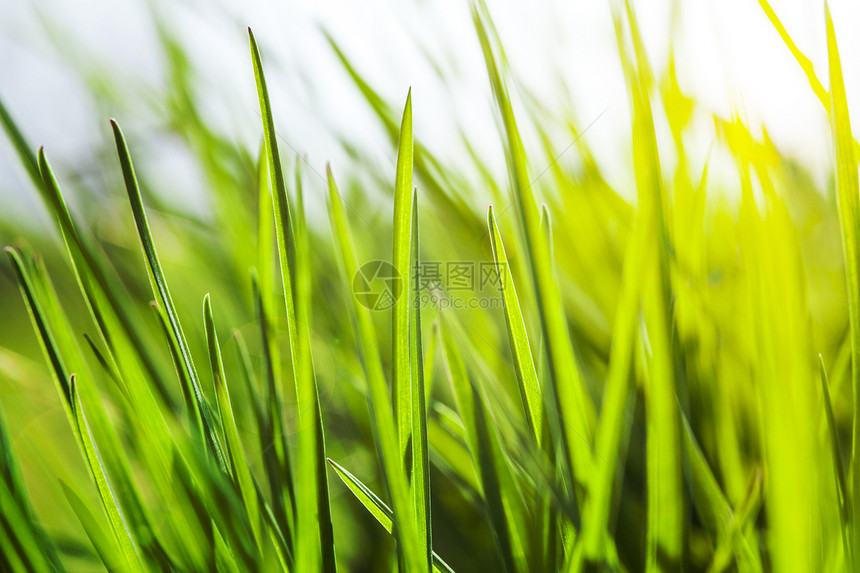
(34, 147), (177, 425)
(249, 28), (336, 572)
(327, 166), (426, 572)
(204, 294), (263, 551)
(472, 2), (596, 500)
(612, 1), (683, 568)
(820, 356), (851, 563)
(680, 413), (762, 573)
(328, 458), (455, 573)
(393, 89), (414, 466)
(6, 247), (149, 567)
(826, 6), (860, 563)
(0, 106), (174, 406)
(70, 375), (144, 571)
(756, 0), (828, 110)
(707, 469), (764, 573)
(577, 209), (649, 568)
(440, 315), (528, 573)
(59, 479), (121, 571)
(410, 189), (433, 569)
(487, 205), (542, 444)
(251, 272), (296, 548)
(110, 119), (227, 473)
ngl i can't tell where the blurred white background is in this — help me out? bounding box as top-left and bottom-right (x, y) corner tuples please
(0, 0), (856, 223)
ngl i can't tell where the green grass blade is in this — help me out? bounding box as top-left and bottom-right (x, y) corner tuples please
(204, 294), (263, 551)
(69, 375), (143, 570)
(439, 315), (528, 573)
(249, 28), (335, 572)
(251, 272), (296, 547)
(328, 458), (455, 573)
(826, 4), (860, 563)
(472, 2), (595, 501)
(820, 356), (851, 564)
(59, 479), (122, 571)
(393, 89), (414, 467)
(0, 400), (64, 572)
(610, 2), (683, 568)
(487, 206), (542, 444)
(680, 414), (762, 573)
(410, 189), (433, 569)
(0, 477), (56, 573)
(110, 119), (227, 473)
(577, 209), (649, 567)
(326, 166), (426, 572)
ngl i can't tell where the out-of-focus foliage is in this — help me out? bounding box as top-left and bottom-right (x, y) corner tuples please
(0, 0), (856, 571)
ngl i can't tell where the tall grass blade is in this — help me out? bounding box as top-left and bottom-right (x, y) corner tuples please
(487, 206), (542, 444)
(826, 3), (860, 563)
(249, 28), (336, 571)
(110, 119), (227, 473)
(393, 90), (415, 467)
(204, 294), (263, 551)
(328, 458), (455, 573)
(326, 166), (426, 572)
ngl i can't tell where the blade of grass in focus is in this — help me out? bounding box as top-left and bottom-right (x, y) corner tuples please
(487, 206), (542, 444)
(249, 28), (336, 572)
(328, 458), (454, 573)
(327, 166), (427, 572)
(410, 190), (433, 569)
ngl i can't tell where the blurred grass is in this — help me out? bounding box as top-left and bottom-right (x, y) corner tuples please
(0, 0), (857, 571)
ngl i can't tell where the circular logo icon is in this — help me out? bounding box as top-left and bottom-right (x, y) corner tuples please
(353, 260), (402, 311)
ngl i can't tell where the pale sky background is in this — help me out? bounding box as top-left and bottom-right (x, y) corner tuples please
(0, 0), (856, 225)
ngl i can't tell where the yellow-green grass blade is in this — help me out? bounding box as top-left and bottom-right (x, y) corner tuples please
(36, 151), (181, 479)
(393, 90), (414, 467)
(611, 1), (683, 568)
(204, 294), (263, 551)
(487, 206), (542, 444)
(706, 469), (764, 573)
(328, 458), (455, 573)
(326, 38), (479, 236)
(232, 327), (295, 569)
(577, 209), (649, 568)
(440, 315), (529, 573)
(111, 119), (227, 473)
(327, 167), (426, 572)
(826, 7), (860, 564)
(249, 29), (337, 572)
(410, 190), (433, 569)
(151, 301), (205, 436)
(756, 0), (828, 110)
(680, 414), (762, 573)
(472, 3), (596, 501)
(820, 356), (851, 564)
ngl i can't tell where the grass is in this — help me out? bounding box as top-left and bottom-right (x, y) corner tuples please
(0, 0), (857, 571)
